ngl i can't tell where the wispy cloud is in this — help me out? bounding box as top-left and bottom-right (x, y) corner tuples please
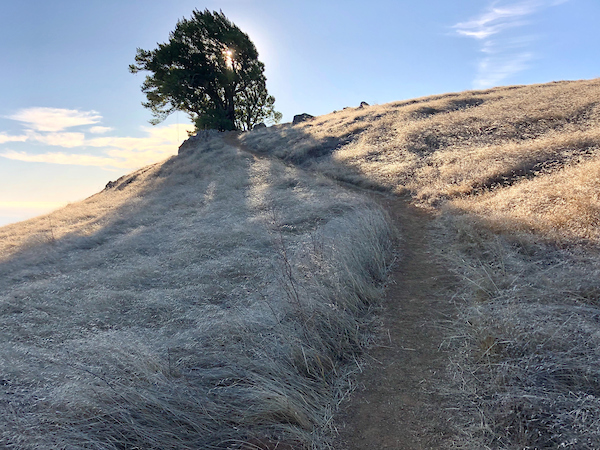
(89, 126), (113, 134)
(0, 105), (195, 169)
(28, 131), (86, 148)
(0, 132), (28, 144)
(453, 0), (567, 88)
(454, 1), (539, 40)
(1, 149), (129, 168)
(0, 123), (195, 169)
(86, 124), (196, 168)
(8, 107), (102, 132)
(475, 52), (534, 89)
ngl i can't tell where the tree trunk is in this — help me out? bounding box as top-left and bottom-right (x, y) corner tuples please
(225, 87), (236, 130)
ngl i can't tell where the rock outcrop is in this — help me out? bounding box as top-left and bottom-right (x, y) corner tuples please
(292, 113), (314, 125)
(178, 129), (221, 154)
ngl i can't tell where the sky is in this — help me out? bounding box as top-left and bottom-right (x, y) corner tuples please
(1, 0), (599, 226)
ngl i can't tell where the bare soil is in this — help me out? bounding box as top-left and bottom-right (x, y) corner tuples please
(333, 195), (459, 449)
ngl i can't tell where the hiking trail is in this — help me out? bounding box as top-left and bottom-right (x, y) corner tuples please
(225, 133), (459, 449)
(333, 195), (458, 449)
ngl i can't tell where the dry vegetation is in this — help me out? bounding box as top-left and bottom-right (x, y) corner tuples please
(4, 77), (600, 449)
(0, 138), (394, 448)
(241, 78), (600, 448)
(242, 78), (600, 229)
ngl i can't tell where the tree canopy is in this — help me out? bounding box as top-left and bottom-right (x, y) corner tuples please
(130, 9), (280, 131)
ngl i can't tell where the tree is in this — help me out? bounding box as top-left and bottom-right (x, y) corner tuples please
(235, 77), (282, 131)
(129, 9), (280, 131)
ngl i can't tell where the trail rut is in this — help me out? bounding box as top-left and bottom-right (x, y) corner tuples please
(333, 195), (459, 449)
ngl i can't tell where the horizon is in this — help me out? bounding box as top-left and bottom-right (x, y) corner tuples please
(1, 0), (599, 226)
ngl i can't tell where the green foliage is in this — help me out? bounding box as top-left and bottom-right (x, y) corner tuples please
(130, 9), (280, 131)
(235, 77), (282, 130)
(195, 108), (237, 131)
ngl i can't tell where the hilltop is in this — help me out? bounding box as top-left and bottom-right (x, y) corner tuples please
(2, 78), (600, 448)
(243, 78), (600, 243)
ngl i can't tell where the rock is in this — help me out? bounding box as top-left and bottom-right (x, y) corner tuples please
(104, 173), (139, 191)
(358, 101), (369, 109)
(178, 129), (221, 154)
(104, 179), (119, 190)
(253, 122), (267, 130)
(292, 113), (314, 125)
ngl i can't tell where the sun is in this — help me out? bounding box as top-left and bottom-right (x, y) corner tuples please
(224, 49), (234, 69)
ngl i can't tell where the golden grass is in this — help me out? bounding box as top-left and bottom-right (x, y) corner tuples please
(242, 77), (600, 245)
(240, 77), (600, 448)
(5, 76), (600, 448)
(0, 137), (394, 449)
(0, 163), (163, 261)
(451, 153), (600, 244)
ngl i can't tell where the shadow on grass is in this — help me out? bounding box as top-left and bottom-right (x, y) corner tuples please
(236, 122), (394, 194)
(236, 118), (600, 449)
(0, 133), (393, 449)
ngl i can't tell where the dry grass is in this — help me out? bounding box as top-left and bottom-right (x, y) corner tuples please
(5, 76), (600, 448)
(450, 152), (600, 244)
(242, 78), (600, 225)
(241, 78), (600, 448)
(433, 215), (600, 448)
(0, 136), (394, 448)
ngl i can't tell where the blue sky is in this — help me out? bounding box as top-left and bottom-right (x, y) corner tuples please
(1, 0), (599, 225)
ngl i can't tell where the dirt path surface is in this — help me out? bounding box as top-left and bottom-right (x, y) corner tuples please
(333, 195), (459, 449)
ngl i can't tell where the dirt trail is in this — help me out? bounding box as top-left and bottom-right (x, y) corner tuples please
(333, 195), (458, 449)
(223, 133), (458, 448)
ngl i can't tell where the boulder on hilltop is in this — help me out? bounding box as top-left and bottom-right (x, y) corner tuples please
(293, 113), (314, 125)
(253, 122), (267, 130)
(178, 130), (221, 155)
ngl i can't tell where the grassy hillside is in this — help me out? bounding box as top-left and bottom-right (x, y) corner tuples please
(241, 78), (600, 448)
(4, 78), (600, 449)
(242, 78), (600, 244)
(0, 137), (394, 448)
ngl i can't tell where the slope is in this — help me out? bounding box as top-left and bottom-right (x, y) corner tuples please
(241, 78), (600, 245)
(239, 78), (600, 448)
(4, 77), (600, 449)
(0, 136), (394, 449)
